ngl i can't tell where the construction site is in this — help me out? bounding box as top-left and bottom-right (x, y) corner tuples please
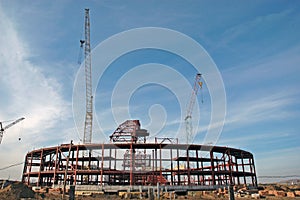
(0, 8), (263, 199)
(18, 9), (259, 198)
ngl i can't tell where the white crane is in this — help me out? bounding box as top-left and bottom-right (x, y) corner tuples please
(79, 8), (93, 144)
(185, 73), (203, 144)
(0, 117), (25, 144)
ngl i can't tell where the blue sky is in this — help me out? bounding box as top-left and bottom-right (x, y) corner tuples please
(0, 1), (299, 182)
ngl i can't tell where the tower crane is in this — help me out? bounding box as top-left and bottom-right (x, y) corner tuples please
(185, 73), (203, 144)
(80, 8), (93, 144)
(0, 117), (25, 144)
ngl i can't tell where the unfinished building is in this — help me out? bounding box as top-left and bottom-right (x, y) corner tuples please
(22, 120), (257, 192)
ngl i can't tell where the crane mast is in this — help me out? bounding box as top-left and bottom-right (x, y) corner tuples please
(83, 8), (93, 144)
(185, 73), (202, 144)
(0, 117), (25, 144)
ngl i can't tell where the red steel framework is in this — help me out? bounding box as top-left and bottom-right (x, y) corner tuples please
(22, 120), (257, 190)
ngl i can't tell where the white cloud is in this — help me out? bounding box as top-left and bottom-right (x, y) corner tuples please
(221, 43), (300, 130)
(256, 146), (300, 176)
(223, 45), (300, 89)
(218, 130), (291, 148)
(0, 5), (70, 179)
(216, 9), (293, 49)
(226, 91), (296, 127)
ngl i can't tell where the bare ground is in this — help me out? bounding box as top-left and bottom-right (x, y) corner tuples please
(1, 181), (300, 200)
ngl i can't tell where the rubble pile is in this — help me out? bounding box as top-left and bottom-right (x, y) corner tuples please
(209, 184), (300, 199)
(258, 184), (300, 198)
(0, 180), (35, 199)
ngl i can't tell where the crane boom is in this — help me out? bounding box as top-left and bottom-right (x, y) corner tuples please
(0, 117), (25, 144)
(185, 73), (202, 144)
(83, 8), (93, 144)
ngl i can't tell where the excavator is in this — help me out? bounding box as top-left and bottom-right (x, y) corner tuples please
(0, 117), (25, 144)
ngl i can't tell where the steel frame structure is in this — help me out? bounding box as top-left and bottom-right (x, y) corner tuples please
(22, 142), (257, 188)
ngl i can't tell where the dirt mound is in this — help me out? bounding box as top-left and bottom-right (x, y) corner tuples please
(0, 181), (35, 199)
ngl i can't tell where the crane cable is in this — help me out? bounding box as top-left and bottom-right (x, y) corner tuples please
(77, 15), (85, 65)
(199, 81), (204, 103)
(0, 162), (24, 171)
(0, 119), (14, 124)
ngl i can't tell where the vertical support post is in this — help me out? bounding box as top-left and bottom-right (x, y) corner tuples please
(196, 149), (200, 185)
(96, 159), (99, 184)
(86, 149), (91, 184)
(251, 156), (258, 187)
(37, 150), (44, 187)
(152, 150), (155, 185)
(159, 145), (162, 183)
(223, 152), (228, 185)
(109, 148), (112, 184)
(157, 182), (160, 199)
(228, 185), (235, 200)
(187, 149), (190, 185)
(170, 149), (173, 185)
(176, 148), (180, 185)
(69, 185), (75, 200)
(74, 145), (79, 185)
(63, 141), (72, 196)
(241, 156), (246, 185)
(210, 151), (215, 185)
(148, 187), (152, 200)
(249, 156), (257, 186)
(155, 148), (157, 172)
(22, 155), (28, 184)
(114, 148), (117, 184)
(27, 153), (32, 185)
(201, 157), (205, 185)
(101, 144), (104, 186)
(216, 157), (219, 185)
(235, 157), (240, 185)
(130, 143), (134, 186)
(71, 147), (75, 184)
(53, 146), (59, 185)
(228, 151), (233, 185)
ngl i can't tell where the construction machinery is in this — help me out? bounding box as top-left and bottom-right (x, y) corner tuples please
(79, 8), (93, 144)
(185, 73), (203, 144)
(0, 117), (25, 144)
